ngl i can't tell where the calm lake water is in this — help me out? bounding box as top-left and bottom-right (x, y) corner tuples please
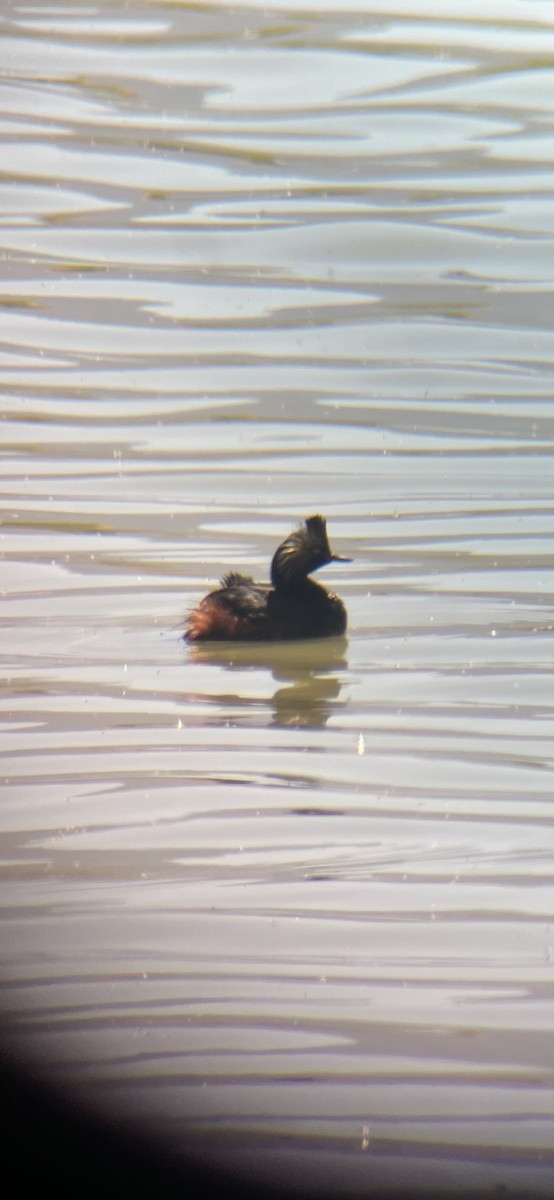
(2, 1), (554, 1195)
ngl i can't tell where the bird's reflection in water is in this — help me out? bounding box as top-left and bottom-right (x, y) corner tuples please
(188, 637), (348, 728)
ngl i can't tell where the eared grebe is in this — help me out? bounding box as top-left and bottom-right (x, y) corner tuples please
(185, 515), (351, 643)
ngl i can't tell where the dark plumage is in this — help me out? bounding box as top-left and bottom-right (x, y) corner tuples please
(185, 515), (351, 643)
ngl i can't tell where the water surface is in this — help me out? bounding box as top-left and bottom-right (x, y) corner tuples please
(2, 1), (554, 1195)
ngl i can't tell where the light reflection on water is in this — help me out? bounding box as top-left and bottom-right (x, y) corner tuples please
(2, 0), (554, 1194)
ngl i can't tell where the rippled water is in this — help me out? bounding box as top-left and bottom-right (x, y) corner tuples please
(2, 1), (554, 1195)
